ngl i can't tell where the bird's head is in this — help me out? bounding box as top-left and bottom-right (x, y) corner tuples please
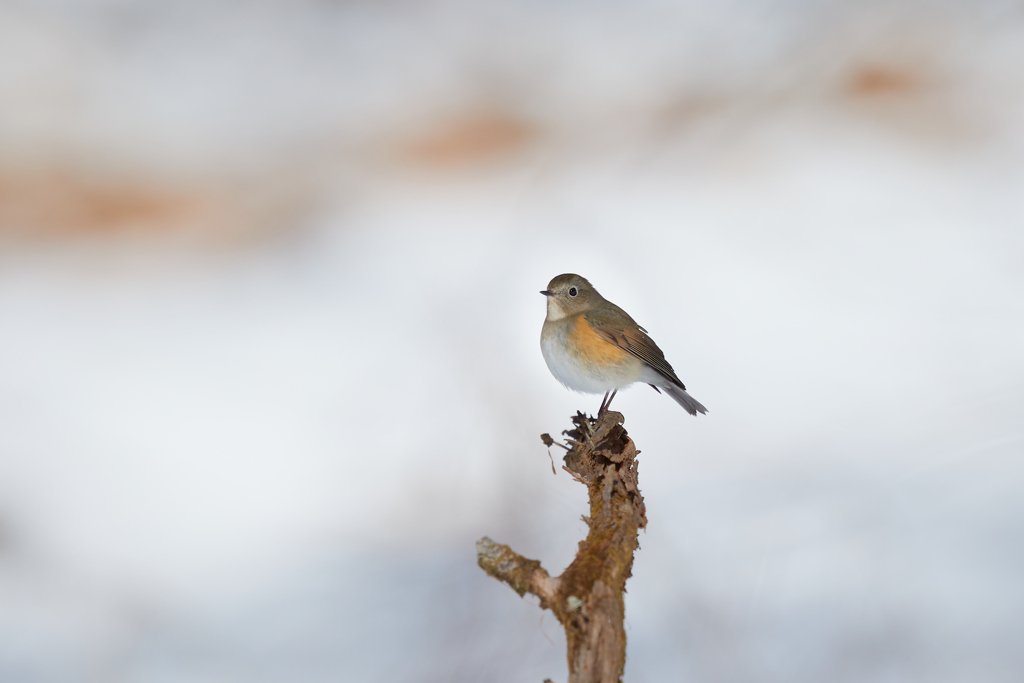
(541, 273), (602, 320)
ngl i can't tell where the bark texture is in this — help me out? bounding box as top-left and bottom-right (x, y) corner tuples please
(477, 409), (646, 683)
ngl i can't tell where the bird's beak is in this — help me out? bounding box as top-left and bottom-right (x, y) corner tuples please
(540, 290), (554, 296)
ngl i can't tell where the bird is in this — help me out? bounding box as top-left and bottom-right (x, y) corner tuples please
(540, 273), (707, 416)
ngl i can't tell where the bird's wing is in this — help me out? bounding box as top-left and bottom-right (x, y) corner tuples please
(584, 309), (686, 389)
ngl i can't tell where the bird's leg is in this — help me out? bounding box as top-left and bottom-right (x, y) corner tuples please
(604, 389), (618, 413)
(598, 390), (618, 416)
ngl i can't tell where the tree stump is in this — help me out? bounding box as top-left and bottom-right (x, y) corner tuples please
(477, 409), (647, 683)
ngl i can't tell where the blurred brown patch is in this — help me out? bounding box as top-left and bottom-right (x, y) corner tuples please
(403, 112), (535, 167)
(847, 65), (919, 97)
(0, 168), (311, 243)
(840, 61), (976, 143)
(0, 170), (208, 237)
(652, 93), (725, 137)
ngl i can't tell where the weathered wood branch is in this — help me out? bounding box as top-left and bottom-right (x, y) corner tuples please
(477, 410), (647, 683)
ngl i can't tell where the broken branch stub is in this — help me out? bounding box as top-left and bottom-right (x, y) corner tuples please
(477, 410), (647, 683)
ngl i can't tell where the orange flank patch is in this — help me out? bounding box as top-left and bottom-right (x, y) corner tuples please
(570, 316), (633, 367)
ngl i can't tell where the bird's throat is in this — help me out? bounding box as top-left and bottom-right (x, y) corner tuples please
(545, 297), (568, 321)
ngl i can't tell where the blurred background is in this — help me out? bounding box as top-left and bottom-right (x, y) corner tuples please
(1, 0), (1023, 681)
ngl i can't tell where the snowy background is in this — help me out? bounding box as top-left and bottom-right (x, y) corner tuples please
(1, 1), (1023, 681)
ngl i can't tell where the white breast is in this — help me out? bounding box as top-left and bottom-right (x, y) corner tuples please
(540, 318), (643, 395)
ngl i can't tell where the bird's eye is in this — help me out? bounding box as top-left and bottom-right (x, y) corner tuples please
(568, 287), (578, 297)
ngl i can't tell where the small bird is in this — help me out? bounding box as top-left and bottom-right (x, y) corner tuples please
(540, 273), (707, 416)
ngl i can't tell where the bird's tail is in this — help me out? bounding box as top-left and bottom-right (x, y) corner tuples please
(663, 383), (708, 416)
